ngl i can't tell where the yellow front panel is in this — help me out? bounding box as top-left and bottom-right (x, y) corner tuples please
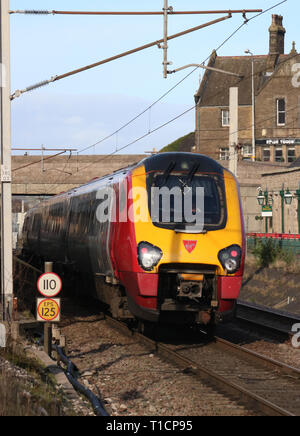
(131, 165), (243, 276)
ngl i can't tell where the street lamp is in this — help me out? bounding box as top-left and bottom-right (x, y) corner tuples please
(245, 49), (255, 162)
(257, 190), (265, 206)
(284, 188), (293, 205)
(257, 189), (271, 233)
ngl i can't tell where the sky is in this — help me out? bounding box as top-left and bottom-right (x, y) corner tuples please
(10, 0), (292, 156)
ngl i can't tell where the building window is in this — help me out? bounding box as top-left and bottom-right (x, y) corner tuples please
(263, 148), (271, 161)
(242, 145), (252, 158)
(287, 147), (296, 162)
(275, 147), (283, 162)
(221, 110), (230, 127)
(276, 98), (286, 126)
(219, 147), (229, 160)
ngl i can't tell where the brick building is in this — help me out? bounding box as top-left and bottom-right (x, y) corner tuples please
(194, 15), (300, 164)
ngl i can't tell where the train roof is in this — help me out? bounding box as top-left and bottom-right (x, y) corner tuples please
(24, 153), (225, 214)
(144, 152), (224, 175)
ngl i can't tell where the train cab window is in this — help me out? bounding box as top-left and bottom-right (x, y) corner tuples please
(147, 172), (227, 232)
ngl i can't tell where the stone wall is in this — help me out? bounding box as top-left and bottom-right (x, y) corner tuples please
(195, 105), (252, 160)
(219, 160), (288, 233)
(12, 154), (146, 195)
(261, 167), (300, 234)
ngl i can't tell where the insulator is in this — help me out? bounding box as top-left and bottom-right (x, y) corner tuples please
(24, 10), (51, 15)
(25, 80), (51, 92)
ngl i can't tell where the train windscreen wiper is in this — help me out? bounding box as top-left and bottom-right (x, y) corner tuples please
(158, 161), (176, 187)
(186, 163), (199, 184)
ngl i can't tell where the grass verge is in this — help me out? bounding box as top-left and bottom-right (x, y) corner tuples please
(0, 341), (76, 416)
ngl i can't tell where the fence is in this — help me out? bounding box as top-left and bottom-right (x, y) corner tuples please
(247, 233), (300, 255)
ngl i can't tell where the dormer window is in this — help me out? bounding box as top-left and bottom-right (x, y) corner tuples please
(276, 98), (286, 126)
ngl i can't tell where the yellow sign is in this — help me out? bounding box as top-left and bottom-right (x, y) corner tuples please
(37, 298), (61, 322)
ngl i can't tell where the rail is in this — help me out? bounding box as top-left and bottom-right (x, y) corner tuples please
(105, 315), (299, 416)
(236, 300), (300, 336)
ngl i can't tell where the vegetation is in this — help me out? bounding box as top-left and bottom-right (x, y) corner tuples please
(252, 239), (296, 268)
(160, 132), (195, 153)
(0, 343), (76, 416)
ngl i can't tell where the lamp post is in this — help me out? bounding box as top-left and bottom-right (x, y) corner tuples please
(245, 49), (255, 162)
(280, 189), (285, 234)
(296, 186), (300, 234)
(257, 190), (269, 233)
(264, 190), (269, 233)
(280, 187), (293, 234)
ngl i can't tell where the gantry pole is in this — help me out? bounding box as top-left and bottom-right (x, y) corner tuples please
(0, 0), (13, 320)
(163, 0), (169, 78)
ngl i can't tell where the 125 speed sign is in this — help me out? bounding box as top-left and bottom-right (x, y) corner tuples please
(37, 298), (61, 322)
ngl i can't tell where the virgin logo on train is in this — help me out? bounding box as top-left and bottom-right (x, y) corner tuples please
(183, 240), (197, 253)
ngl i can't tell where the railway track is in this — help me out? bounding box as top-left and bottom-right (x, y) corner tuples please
(15, 260), (300, 416)
(58, 306), (257, 416)
(105, 316), (300, 416)
(236, 300), (300, 336)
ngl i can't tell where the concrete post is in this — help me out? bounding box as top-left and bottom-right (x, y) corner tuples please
(0, 0), (13, 321)
(229, 87), (238, 176)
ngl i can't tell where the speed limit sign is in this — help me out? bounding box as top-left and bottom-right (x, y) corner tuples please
(37, 298), (61, 322)
(37, 273), (62, 298)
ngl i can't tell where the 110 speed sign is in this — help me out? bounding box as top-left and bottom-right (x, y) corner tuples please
(37, 272), (62, 298)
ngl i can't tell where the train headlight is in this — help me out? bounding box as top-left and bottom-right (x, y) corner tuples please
(138, 242), (163, 271)
(218, 245), (242, 274)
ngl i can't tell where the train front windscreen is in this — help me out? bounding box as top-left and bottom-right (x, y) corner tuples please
(146, 170), (227, 232)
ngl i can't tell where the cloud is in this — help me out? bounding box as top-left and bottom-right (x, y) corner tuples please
(11, 91), (194, 154)
(63, 116), (84, 126)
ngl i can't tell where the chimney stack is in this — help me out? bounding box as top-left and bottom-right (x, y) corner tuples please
(269, 14), (286, 55)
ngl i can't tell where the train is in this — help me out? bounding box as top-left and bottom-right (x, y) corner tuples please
(21, 152), (245, 330)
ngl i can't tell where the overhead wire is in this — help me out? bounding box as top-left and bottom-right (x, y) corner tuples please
(76, 79), (300, 175)
(12, 151), (66, 172)
(10, 14), (232, 101)
(11, 1), (289, 159)
(9, 9), (263, 16)
(76, 0), (289, 156)
(13, 0), (291, 187)
(21, 97), (298, 194)
(76, 59), (299, 175)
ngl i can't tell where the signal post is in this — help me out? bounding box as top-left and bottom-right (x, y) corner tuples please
(37, 262), (62, 357)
